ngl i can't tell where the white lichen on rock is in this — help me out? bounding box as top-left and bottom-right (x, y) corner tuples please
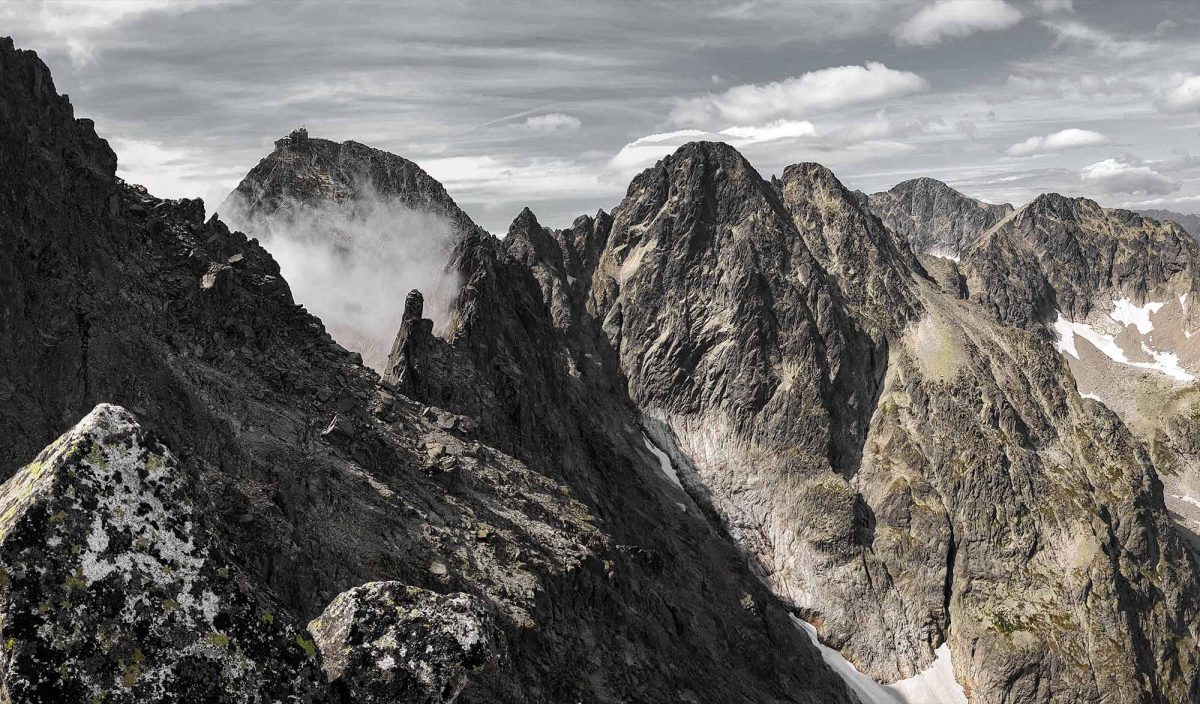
(0, 404), (327, 702)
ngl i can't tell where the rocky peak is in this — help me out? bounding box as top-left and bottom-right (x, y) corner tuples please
(963, 191), (1199, 326)
(221, 132), (480, 239)
(867, 176), (1013, 260)
(776, 161), (924, 333)
(503, 207), (561, 266)
(1139, 208), (1200, 241)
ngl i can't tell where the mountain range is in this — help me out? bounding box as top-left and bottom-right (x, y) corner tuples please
(4, 35), (1200, 704)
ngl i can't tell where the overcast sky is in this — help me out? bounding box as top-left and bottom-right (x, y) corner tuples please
(5, 0), (1200, 233)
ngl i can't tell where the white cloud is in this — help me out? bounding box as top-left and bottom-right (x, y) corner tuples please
(894, 0), (1022, 47)
(421, 153), (602, 201)
(1157, 76), (1200, 114)
(523, 113), (582, 131)
(608, 130), (709, 171)
(719, 120), (817, 142)
(608, 112), (923, 176)
(1006, 128), (1109, 156)
(1002, 73), (1147, 99)
(669, 62), (927, 126)
(1081, 158), (1179, 196)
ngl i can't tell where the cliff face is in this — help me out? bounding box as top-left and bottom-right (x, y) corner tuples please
(580, 144), (1200, 702)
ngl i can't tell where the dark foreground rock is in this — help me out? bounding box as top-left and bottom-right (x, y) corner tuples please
(0, 403), (327, 703)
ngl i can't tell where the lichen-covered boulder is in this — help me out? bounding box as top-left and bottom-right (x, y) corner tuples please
(308, 582), (503, 704)
(0, 404), (328, 703)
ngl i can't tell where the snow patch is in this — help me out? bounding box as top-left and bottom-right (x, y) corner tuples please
(1053, 313), (1194, 382)
(1109, 297), (1163, 334)
(926, 248), (960, 263)
(792, 616), (968, 704)
(643, 434), (683, 489)
(1080, 393), (1103, 402)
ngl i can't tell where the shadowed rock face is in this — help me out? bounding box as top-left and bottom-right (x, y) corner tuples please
(0, 37), (856, 704)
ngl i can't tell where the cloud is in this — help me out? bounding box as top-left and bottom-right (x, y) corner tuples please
(421, 153), (603, 201)
(1081, 158), (1179, 196)
(1, 0), (240, 64)
(1157, 75), (1200, 113)
(220, 184), (461, 373)
(894, 0), (1022, 47)
(523, 113), (582, 131)
(669, 63), (927, 126)
(1006, 128), (1109, 156)
(719, 120), (817, 142)
(1002, 73), (1147, 99)
(608, 112), (922, 175)
(608, 130), (709, 172)
(1041, 20), (1150, 57)
(1033, 0), (1073, 13)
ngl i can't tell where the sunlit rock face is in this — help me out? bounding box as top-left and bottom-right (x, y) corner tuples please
(0, 404), (328, 703)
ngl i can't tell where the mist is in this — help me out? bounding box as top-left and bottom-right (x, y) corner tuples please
(221, 186), (461, 373)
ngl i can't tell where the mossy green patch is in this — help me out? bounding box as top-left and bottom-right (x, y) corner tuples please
(295, 634), (317, 658)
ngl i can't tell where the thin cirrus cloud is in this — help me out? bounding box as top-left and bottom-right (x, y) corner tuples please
(1080, 158), (1179, 196)
(1007, 129), (1110, 156)
(1157, 76), (1200, 113)
(523, 113), (583, 131)
(894, 0), (1023, 47)
(669, 62), (927, 126)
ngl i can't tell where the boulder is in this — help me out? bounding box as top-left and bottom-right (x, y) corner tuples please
(308, 582), (502, 704)
(0, 404), (328, 702)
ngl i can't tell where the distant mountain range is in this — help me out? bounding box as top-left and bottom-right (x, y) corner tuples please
(1139, 208), (1200, 241)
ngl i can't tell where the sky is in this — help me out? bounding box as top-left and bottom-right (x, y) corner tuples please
(5, 0), (1200, 234)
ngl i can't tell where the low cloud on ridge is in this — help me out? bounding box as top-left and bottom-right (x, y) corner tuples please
(221, 184), (461, 373)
